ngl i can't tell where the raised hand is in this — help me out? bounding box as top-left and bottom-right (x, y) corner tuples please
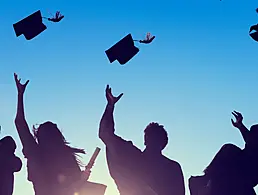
(14, 73), (29, 95)
(105, 85), (123, 105)
(231, 111), (243, 128)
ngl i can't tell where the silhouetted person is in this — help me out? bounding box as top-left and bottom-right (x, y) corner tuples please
(189, 111), (258, 195)
(0, 136), (22, 195)
(99, 85), (185, 195)
(13, 73), (89, 195)
(233, 112), (258, 190)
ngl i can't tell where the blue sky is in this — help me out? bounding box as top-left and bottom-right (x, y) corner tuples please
(1, 0), (258, 194)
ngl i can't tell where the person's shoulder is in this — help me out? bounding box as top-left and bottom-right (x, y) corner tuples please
(113, 135), (142, 153)
(162, 155), (182, 169)
(116, 135), (137, 146)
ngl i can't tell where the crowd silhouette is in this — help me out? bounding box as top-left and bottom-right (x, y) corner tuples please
(1, 73), (258, 195)
(5, 3), (258, 195)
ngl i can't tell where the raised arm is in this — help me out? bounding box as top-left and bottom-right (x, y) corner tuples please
(231, 111), (249, 143)
(99, 85), (123, 145)
(14, 73), (36, 149)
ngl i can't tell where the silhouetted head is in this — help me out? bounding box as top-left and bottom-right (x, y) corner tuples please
(144, 122), (168, 151)
(0, 136), (16, 153)
(32, 121), (85, 167)
(33, 121), (67, 148)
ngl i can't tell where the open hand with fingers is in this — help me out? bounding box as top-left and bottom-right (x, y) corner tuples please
(231, 111), (243, 129)
(105, 85), (123, 106)
(14, 73), (29, 95)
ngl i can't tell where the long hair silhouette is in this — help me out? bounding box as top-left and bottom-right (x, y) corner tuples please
(32, 121), (85, 167)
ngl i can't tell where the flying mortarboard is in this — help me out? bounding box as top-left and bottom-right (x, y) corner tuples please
(250, 32), (258, 42)
(249, 24), (258, 42)
(13, 10), (47, 40)
(105, 34), (140, 65)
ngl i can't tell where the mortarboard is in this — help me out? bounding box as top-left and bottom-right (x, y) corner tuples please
(105, 34), (139, 65)
(250, 32), (258, 42)
(249, 24), (258, 42)
(13, 10), (47, 40)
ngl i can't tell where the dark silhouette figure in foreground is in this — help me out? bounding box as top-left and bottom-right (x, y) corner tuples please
(13, 73), (90, 195)
(0, 136), (22, 195)
(99, 85), (185, 195)
(189, 111), (258, 195)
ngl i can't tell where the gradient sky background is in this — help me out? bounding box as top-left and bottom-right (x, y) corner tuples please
(1, 0), (258, 194)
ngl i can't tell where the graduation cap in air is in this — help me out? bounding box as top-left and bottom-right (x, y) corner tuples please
(105, 34), (140, 65)
(249, 24), (258, 42)
(13, 10), (46, 40)
(13, 10), (64, 40)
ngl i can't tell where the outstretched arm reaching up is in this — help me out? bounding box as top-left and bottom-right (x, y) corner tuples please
(14, 73), (36, 150)
(231, 111), (249, 143)
(99, 85), (123, 146)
